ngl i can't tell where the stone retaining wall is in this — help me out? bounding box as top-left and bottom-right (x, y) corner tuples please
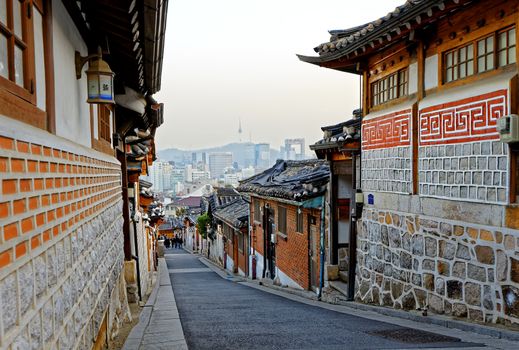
(356, 207), (519, 326)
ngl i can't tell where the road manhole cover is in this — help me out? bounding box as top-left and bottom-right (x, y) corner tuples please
(367, 328), (461, 343)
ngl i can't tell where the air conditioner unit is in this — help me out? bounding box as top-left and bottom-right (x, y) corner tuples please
(497, 114), (519, 143)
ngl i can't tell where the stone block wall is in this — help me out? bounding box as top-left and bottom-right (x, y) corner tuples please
(362, 147), (412, 193)
(361, 109), (412, 194)
(418, 141), (508, 203)
(356, 208), (519, 325)
(0, 118), (127, 349)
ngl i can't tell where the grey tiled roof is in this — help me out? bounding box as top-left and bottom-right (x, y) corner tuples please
(310, 114), (361, 151)
(213, 198), (249, 229)
(237, 160), (330, 201)
(298, 0), (461, 64)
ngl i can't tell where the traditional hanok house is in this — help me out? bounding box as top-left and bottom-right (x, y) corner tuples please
(213, 197), (249, 275)
(237, 160), (330, 292)
(200, 186), (241, 256)
(309, 113), (362, 299)
(0, 0), (168, 348)
(299, 0), (519, 325)
(158, 217), (184, 240)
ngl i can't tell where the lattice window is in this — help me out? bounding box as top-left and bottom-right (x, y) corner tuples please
(477, 36), (494, 73)
(98, 105), (111, 143)
(444, 26), (516, 83)
(445, 43), (474, 83)
(497, 27), (516, 67)
(371, 68), (408, 107)
(0, 0), (34, 98)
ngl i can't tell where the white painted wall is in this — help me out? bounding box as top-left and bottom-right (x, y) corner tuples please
(34, 8), (45, 111)
(225, 254), (234, 273)
(276, 267), (304, 290)
(253, 251), (264, 279)
(408, 62), (418, 95)
(52, 0), (91, 147)
(424, 55), (439, 90)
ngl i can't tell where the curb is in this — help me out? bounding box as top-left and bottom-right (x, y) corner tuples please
(122, 258), (188, 350)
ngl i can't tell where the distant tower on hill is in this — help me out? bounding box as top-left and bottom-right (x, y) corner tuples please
(238, 118), (242, 142)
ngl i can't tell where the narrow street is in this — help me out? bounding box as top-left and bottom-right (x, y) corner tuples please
(166, 249), (485, 350)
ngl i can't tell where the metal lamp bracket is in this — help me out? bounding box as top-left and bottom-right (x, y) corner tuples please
(75, 51), (101, 79)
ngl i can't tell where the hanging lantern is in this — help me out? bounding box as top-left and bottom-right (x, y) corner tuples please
(86, 57), (115, 104)
(75, 48), (115, 104)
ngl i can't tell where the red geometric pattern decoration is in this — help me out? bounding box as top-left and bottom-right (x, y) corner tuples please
(419, 89), (508, 145)
(362, 109), (412, 150)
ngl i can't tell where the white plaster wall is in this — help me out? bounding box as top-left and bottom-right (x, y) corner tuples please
(424, 55), (438, 90)
(226, 255), (234, 273)
(52, 0), (91, 148)
(276, 267), (304, 290)
(363, 101), (416, 121)
(34, 9), (46, 111)
(408, 62), (418, 95)
(253, 252), (264, 279)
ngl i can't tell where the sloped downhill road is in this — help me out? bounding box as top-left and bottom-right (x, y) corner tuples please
(166, 249), (485, 350)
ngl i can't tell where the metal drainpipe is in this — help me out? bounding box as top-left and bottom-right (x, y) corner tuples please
(262, 204), (267, 279)
(247, 203), (251, 278)
(318, 195), (326, 300)
(132, 207), (142, 302)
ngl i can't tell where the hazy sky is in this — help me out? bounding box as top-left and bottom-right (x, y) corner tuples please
(155, 0), (403, 151)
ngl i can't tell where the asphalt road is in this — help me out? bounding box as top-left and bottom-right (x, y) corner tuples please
(166, 249), (483, 350)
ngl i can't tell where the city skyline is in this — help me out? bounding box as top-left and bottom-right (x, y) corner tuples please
(154, 0), (404, 150)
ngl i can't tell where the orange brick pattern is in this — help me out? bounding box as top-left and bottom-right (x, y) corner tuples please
(0, 133), (123, 348)
(0, 137), (121, 256)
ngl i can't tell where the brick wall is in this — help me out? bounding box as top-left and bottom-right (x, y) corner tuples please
(0, 116), (125, 349)
(250, 197), (320, 290)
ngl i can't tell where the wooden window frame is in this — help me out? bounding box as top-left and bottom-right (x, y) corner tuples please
(90, 104), (114, 156)
(277, 205), (287, 236)
(370, 68), (408, 107)
(0, 0), (52, 131)
(444, 43), (474, 83)
(497, 27), (516, 68)
(0, 0), (36, 104)
(441, 25), (516, 86)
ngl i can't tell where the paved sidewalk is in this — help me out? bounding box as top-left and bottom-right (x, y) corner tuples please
(122, 258), (188, 350)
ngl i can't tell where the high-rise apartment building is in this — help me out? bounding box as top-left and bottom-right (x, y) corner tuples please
(209, 152), (233, 179)
(255, 143), (271, 169)
(284, 138), (305, 160)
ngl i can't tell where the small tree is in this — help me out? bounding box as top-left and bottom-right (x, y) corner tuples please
(196, 213), (210, 239)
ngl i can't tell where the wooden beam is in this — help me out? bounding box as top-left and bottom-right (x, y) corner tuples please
(61, 0), (92, 47)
